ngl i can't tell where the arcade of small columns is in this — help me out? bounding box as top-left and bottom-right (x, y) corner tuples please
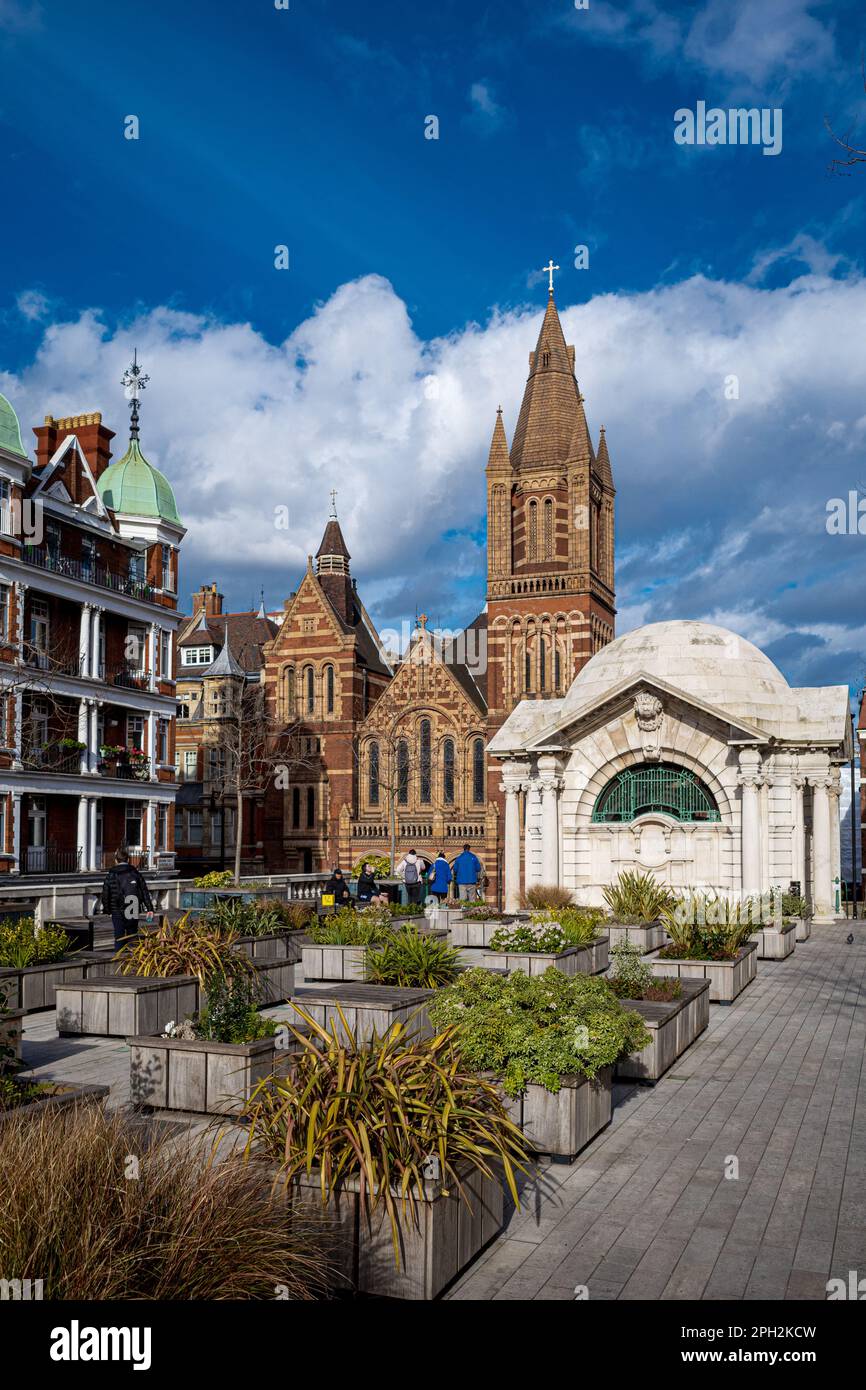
(497, 747), (843, 921)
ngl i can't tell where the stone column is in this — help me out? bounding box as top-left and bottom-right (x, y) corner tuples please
(88, 797), (99, 872)
(539, 766), (562, 886)
(147, 711), (157, 775)
(791, 774), (806, 891)
(11, 690), (23, 770)
(523, 779), (542, 892)
(830, 768), (843, 917)
(89, 606), (103, 679)
(88, 700), (100, 773)
(77, 699), (90, 774)
(759, 778), (770, 893)
(76, 795), (89, 871)
(809, 772), (834, 923)
(738, 748), (763, 898)
(14, 581), (27, 662)
(500, 760), (527, 913)
(148, 623), (158, 690)
(10, 792), (21, 873)
(145, 799), (157, 867)
(79, 602), (92, 677)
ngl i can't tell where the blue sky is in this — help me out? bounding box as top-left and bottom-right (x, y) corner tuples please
(2, 0), (866, 694)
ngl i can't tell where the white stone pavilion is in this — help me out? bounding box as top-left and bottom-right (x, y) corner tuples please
(488, 621), (851, 922)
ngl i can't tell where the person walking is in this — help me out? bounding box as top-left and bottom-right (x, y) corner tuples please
(396, 848), (425, 906)
(101, 846), (154, 949)
(427, 850), (452, 903)
(452, 843), (483, 902)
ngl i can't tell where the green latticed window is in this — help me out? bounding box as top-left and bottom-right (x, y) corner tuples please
(592, 762), (721, 823)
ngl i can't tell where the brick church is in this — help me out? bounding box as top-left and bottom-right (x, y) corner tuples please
(261, 285), (616, 894)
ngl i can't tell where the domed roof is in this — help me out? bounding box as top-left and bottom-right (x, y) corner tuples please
(562, 620), (791, 726)
(0, 391), (28, 459)
(96, 438), (181, 525)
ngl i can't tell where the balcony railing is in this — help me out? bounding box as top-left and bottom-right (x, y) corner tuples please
(98, 756), (153, 781)
(21, 745), (85, 776)
(19, 846), (83, 875)
(23, 543), (155, 602)
(109, 665), (152, 690)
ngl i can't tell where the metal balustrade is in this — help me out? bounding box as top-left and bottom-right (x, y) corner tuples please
(23, 543), (155, 601)
(592, 762), (721, 823)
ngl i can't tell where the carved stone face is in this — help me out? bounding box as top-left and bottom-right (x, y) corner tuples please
(633, 690), (663, 730)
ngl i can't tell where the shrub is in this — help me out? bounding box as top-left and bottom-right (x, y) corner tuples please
(308, 909), (391, 947)
(195, 974), (276, 1045)
(356, 903), (394, 931)
(205, 899), (280, 938)
(264, 898), (315, 931)
(781, 890), (809, 918)
(365, 927), (462, 988)
(0, 919), (71, 969)
(389, 900), (424, 917)
(193, 870), (236, 888)
(602, 870), (674, 923)
(491, 920), (568, 954)
(659, 895), (753, 961)
(351, 854), (391, 878)
(0, 1104), (331, 1299)
(520, 884), (573, 910)
(606, 942), (683, 1001)
(529, 905), (603, 947)
(116, 912), (254, 986)
(461, 903), (499, 921)
(429, 967), (651, 1097)
(243, 1013), (530, 1266)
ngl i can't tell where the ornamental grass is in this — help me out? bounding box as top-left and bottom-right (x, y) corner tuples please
(115, 911), (254, 986)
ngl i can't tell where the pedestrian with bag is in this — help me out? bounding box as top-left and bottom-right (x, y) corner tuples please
(101, 846), (154, 949)
(396, 848), (425, 906)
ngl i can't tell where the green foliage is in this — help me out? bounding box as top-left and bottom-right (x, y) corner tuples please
(781, 890), (809, 918)
(608, 942), (655, 1000)
(389, 901), (423, 917)
(659, 894), (753, 960)
(461, 904), (499, 921)
(263, 898), (314, 931)
(529, 905), (603, 947)
(365, 927), (462, 988)
(429, 967), (651, 1097)
(116, 912), (255, 986)
(193, 870), (236, 888)
(493, 920), (568, 954)
(602, 870), (674, 924)
(308, 908), (391, 946)
(196, 974), (275, 1044)
(357, 903), (394, 930)
(243, 1012), (531, 1268)
(0, 919), (71, 969)
(0, 1075), (48, 1110)
(351, 854), (391, 878)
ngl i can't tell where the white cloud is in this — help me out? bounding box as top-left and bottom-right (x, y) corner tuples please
(3, 256), (866, 686)
(15, 290), (50, 322)
(465, 80), (509, 133)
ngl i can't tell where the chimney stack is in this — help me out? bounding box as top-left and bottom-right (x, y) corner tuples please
(192, 582), (224, 618)
(33, 412), (115, 488)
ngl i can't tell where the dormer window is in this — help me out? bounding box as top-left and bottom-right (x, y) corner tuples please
(181, 646), (214, 667)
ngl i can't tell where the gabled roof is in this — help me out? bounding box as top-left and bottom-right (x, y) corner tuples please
(201, 634), (244, 678)
(178, 610), (278, 673)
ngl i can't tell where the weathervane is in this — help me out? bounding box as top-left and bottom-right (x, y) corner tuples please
(121, 349), (150, 440)
(329, 488), (338, 518)
(540, 258), (560, 296)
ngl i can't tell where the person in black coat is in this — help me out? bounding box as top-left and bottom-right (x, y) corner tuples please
(355, 863), (380, 904)
(323, 868), (352, 907)
(101, 846), (154, 948)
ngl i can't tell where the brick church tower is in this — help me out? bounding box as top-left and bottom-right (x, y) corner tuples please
(485, 283), (616, 762)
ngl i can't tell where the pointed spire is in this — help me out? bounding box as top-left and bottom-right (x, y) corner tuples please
(596, 426), (614, 489)
(510, 294), (583, 469)
(256, 587), (268, 620)
(203, 633), (243, 678)
(486, 405), (510, 472)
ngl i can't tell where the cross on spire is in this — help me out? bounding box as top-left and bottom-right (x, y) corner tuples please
(540, 259), (560, 296)
(121, 349), (150, 441)
(329, 488), (338, 518)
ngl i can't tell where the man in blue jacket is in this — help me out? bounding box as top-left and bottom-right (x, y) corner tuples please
(452, 843), (483, 901)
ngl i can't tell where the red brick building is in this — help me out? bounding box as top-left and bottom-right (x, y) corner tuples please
(260, 288), (616, 892)
(0, 376), (184, 879)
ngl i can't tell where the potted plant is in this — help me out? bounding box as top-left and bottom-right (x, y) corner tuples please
(0, 918), (99, 1013)
(608, 943), (710, 1082)
(650, 895), (758, 1003)
(242, 1013), (531, 1299)
(364, 927), (462, 988)
(780, 889), (812, 942)
(130, 971), (305, 1115)
(430, 967), (649, 1158)
(300, 906), (395, 982)
(127, 745), (151, 780)
(480, 908), (609, 977)
(204, 897), (311, 962)
(98, 742), (126, 776)
(602, 869), (674, 953)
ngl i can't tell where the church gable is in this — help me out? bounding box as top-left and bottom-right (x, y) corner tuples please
(360, 631), (484, 738)
(267, 570), (351, 662)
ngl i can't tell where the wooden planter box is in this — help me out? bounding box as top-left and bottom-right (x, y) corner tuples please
(480, 934), (609, 978)
(502, 1066), (613, 1159)
(0, 1006), (25, 1061)
(301, 928), (446, 983)
(251, 958), (296, 1005)
(648, 941), (757, 1004)
(0, 951), (109, 1013)
(448, 918), (507, 949)
(291, 1161), (503, 1299)
(615, 979), (710, 1083)
(0, 1082), (109, 1127)
(788, 916), (812, 942)
(750, 922), (797, 960)
(607, 920), (667, 953)
(56, 975), (199, 1037)
(291, 983), (434, 1044)
(129, 1031), (305, 1115)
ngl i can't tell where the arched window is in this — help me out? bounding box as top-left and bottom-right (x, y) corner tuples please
(592, 763), (721, 823)
(528, 500), (538, 561)
(472, 738), (485, 804)
(396, 739), (409, 805)
(554, 647), (562, 692)
(305, 666), (314, 714)
(544, 499), (553, 559)
(419, 719), (431, 804)
(292, 787), (300, 828)
(369, 741), (380, 806)
(325, 665), (335, 715)
(307, 786), (315, 828)
(539, 638), (546, 692)
(524, 646), (532, 692)
(284, 667), (295, 717)
(443, 738), (455, 805)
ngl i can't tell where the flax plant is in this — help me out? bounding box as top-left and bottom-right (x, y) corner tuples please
(116, 911), (254, 986)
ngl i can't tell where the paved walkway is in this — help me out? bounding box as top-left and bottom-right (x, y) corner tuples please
(446, 923), (866, 1300)
(16, 924), (866, 1301)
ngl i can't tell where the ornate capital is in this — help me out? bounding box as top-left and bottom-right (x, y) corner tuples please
(737, 773), (764, 791)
